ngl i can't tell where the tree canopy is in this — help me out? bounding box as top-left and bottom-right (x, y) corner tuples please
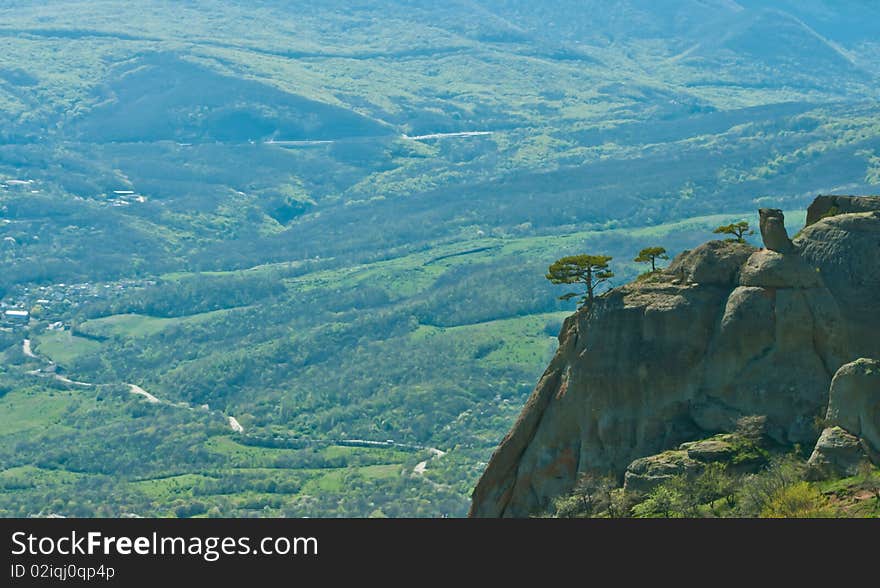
(714, 221), (754, 243)
(634, 247), (668, 272)
(545, 254), (614, 309)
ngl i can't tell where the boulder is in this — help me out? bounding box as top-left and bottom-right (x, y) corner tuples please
(739, 250), (822, 289)
(806, 195), (880, 226)
(759, 208), (794, 253)
(824, 359), (880, 456)
(685, 438), (736, 463)
(623, 451), (701, 494)
(665, 240), (755, 286)
(807, 426), (869, 480)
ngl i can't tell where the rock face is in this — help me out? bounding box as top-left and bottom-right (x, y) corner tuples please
(470, 196), (880, 517)
(806, 195), (880, 226)
(666, 240), (755, 285)
(759, 208), (794, 253)
(807, 359), (880, 479)
(623, 451), (700, 494)
(825, 359), (880, 452)
(807, 426), (869, 480)
(795, 212), (880, 361)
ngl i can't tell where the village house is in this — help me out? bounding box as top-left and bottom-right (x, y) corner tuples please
(3, 309), (29, 326)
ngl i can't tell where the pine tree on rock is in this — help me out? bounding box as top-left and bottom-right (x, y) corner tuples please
(546, 254), (614, 309)
(713, 221), (754, 243)
(634, 247), (669, 272)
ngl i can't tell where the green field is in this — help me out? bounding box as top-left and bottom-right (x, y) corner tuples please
(32, 333), (101, 367)
(0, 373), (454, 517)
(0, 388), (79, 436)
(79, 308), (248, 339)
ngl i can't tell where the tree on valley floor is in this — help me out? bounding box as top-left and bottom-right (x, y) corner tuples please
(545, 254), (614, 309)
(713, 221), (754, 243)
(858, 462), (880, 504)
(554, 472), (617, 517)
(632, 485), (682, 518)
(634, 247), (668, 272)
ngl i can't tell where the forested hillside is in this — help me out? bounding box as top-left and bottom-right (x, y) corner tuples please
(1, 1), (879, 517)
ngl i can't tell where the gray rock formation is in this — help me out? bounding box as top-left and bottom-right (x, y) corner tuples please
(807, 426), (870, 480)
(795, 213), (880, 361)
(622, 435), (745, 493)
(624, 451), (700, 494)
(806, 195), (880, 226)
(470, 196), (880, 517)
(666, 240), (756, 285)
(759, 208), (794, 253)
(807, 359), (880, 479)
(824, 359), (880, 454)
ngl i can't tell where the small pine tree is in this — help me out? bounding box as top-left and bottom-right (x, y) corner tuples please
(714, 221), (754, 243)
(545, 254), (614, 309)
(634, 247), (669, 272)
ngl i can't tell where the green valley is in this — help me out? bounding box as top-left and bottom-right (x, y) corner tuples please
(2, 1), (880, 517)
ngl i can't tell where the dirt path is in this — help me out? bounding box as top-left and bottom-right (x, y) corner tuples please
(413, 448), (446, 476)
(228, 416), (244, 433)
(22, 339), (38, 359)
(404, 131), (493, 140)
(21, 338), (244, 431)
(129, 384), (161, 404)
(53, 374), (94, 387)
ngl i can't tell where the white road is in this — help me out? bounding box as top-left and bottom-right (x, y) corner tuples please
(53, 374), (93, 388)
(266, 130), (494, 148)
(228, 416), (244, 433)
(413, 448), (447, 476)
(129, 384), (161, 404)
(21, 338), (240, 425)
(22, 339), (38, 359)
(404, 131), (493, 140)
(265, 139), (334, 146)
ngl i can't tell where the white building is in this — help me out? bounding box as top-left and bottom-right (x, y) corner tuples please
(3, 309), (29, 324)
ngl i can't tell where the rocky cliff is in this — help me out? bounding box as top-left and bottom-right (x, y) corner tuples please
(470, 196), (880, 517)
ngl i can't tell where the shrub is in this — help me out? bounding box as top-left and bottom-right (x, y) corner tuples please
(736, 455), (807, 517)
(760, 482), (836, 518)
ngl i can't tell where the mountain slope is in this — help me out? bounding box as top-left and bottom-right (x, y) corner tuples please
(471, 197), (880, 517)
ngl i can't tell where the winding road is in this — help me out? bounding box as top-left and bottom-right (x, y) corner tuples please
(21, 338), (242, 432)
(22, 339), (37, 359)
(128, 384), (160, 404)
(24, 337), (444, 465)
(228, 416), (244, 433)
(265, 130), (494, 148)
(413, 447), (447, 476)
(403, 131), (493, 140)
